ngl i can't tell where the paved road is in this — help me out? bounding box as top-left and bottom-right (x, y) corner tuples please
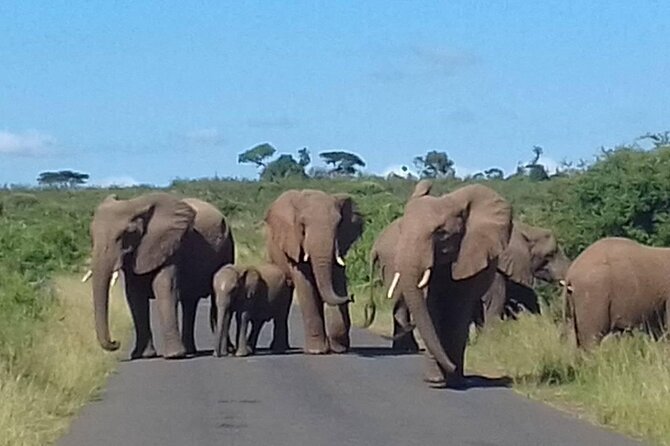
(59, 302), (641, 446)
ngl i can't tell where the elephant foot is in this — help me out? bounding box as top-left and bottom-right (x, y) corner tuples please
(270, 341), (290, 353)
(235, 346), (252, 357)
(445, 373), (467, 390)
(303, 337), (330, 355)
(328, 341), (349, 354)
(213, 349), (230, 358)
(163, 342), (187, 360)
(423, 358), (447, 388)
(130, 342), (158, 360)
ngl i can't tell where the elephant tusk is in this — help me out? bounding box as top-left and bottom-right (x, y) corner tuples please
(559, 280), (566, 287)
(387, 272), (400, 299)
(110, 270), (120, 288)
(81, 270), (93, 283)
(303, 252), (309, 263)
(417, 268), (431, 289)
(336, 254), (346, 267)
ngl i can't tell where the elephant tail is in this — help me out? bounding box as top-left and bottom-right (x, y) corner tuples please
(209, 294), (218, 333)
(559, 279), (574, 339)
(361, 250), (380, 328)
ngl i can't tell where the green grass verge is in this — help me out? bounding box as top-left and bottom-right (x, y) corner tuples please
(0, 276), (131, 446)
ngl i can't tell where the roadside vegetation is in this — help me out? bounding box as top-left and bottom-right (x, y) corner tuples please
(2, 137), (670, 444)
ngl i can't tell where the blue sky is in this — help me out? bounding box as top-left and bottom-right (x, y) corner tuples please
(1, 1), (669, 186)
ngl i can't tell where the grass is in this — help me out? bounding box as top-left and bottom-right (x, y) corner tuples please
(467, 310), (670, 445)
(0, 276), (131, 446)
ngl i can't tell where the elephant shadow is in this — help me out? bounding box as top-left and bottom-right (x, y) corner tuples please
(350, 346), (423, 358)
(447, 374), (513, 391)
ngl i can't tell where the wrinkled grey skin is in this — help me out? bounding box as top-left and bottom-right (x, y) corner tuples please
(365, 217), (420, 351)
(211, 263), (293, 357)
(473, 222), (571, 327)
(89, 193), (234, 359)
(390, 181), (512, 388)
(563, 237), (670, 349)
(264, 189), (364, 354)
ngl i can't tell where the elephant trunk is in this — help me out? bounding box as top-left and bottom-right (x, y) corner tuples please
(91, 252), (120, 352)
(398, 268), (456, 375)
(310, 252), (350, 306)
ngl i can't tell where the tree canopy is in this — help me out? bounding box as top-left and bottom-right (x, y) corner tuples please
(319, 151), (366, 176)
(37, 170), (89, 188)
(261, 154), (306, 181)
(413, 150), (456, 179)
(238, 143), (276, 168)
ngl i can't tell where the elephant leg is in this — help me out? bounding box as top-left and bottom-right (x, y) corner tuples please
(235, 311), (252, 357)
(248, 319), (264, 354)
(293, 270), (329, 354)
(180, 297), (198, 355)
(325, 303), (351, 353)
(153, 265), (186, 359)
(391, 299), (419, 352)
(214, 306), (233, 357)
(126, 290), (156, 360)
(270, 292), (291, 352)
(483, 273), (507, 323)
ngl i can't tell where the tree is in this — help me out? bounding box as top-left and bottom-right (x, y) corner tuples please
(525, 146), (549, 181)
(298, 148), (311, 167)
(319, 151), (366, 176)
(413, 150), (455, 179)
(238, 143), (276, 169)
(37, 170), (89, 188)
(484, 168), (504, 180)
(260, 154), (306, 181)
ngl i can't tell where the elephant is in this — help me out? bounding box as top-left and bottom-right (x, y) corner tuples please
(211, 263), (293, 357)
(88, 193), (235, 359)
(387, 181), (513, 387)
(562, 237), (670, 349)
(363, 182), (436, 350)
(473, 221), (571, 327)
(264, 189), (364, 354)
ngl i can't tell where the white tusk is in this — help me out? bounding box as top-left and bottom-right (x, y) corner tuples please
(303, 252), (309, 263)
(417, 268), (431, 289)
(110, 271), (120, 288)
(81, 270), (93, 283)
(387, 272), (400, 299)
(336, 254), (346, 267)
(559, 280), (567, 287)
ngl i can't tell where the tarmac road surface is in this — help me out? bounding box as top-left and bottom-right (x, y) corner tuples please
(59, 302), (641, 446)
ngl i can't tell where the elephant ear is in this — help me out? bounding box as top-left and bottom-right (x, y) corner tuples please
(497, 225), (534, 287)
(410, 180), (433, 199)
(134, 197), (196, 275)
(264, 192), (304, 263)
(449, 185), (512, 280)
(334, 194), (364, 255)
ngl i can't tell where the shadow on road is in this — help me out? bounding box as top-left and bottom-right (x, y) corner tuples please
(446, 374), (513, 391)
(350, 346), (421, 358)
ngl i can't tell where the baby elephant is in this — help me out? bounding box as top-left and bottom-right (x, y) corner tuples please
(211, 263), (293, 357)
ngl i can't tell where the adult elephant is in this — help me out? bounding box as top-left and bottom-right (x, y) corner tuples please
(264, 189), (363, 354)
(89, 193), (234, 359)
(364, 181), (434, 351)
(474, 221), (571, 327)
(388, 182), (512, 387)
(562, 237), (670, 349)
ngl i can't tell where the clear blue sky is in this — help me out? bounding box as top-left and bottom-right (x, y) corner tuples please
(1, 1), (669, 186)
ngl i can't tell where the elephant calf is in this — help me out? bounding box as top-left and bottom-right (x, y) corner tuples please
(563, 237), (670, 349)
(212, 263), (293, 357)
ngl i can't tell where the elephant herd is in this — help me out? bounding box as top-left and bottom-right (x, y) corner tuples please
(83, 182), (670, 388)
